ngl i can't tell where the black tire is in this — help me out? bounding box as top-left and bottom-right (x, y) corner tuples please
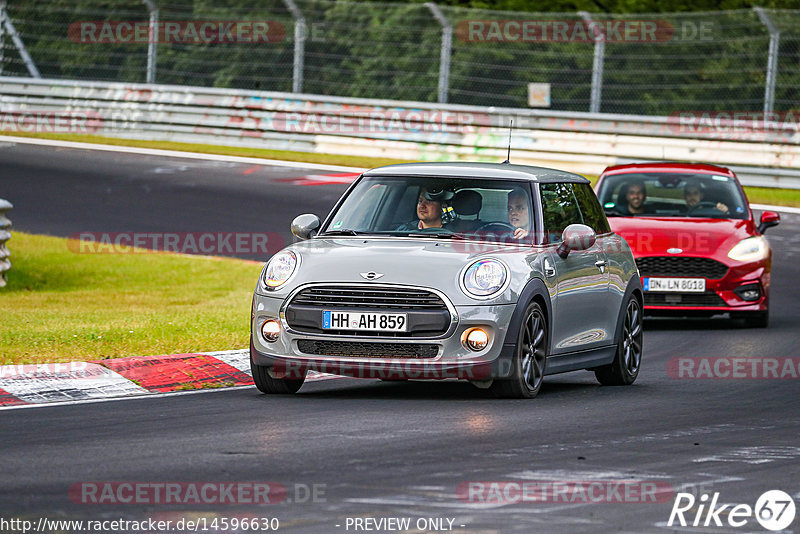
(250, 341), (305, 394)
(489, 301), (548, 399)
(595, 295), (643, 386)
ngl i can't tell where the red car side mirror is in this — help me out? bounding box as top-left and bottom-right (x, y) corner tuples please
(758, 211), (780, 234)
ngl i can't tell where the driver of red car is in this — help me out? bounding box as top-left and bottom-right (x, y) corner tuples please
(684, 182), (729, 214)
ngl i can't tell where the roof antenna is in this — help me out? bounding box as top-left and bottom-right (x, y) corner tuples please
(503, 119), (513, 164)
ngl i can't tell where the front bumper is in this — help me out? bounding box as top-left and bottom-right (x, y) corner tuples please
(251, 291), (518, 381)
(642, 262), (769, 315)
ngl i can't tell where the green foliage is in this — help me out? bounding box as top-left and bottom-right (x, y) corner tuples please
(4, 0), (799, 114)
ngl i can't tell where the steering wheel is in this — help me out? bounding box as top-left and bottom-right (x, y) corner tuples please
(417, 226), (455, 234)
(476, 222), (516, 233)
(687, 201), (720, 213)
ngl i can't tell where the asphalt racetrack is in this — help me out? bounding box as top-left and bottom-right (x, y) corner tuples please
(1, 140), (799, 533)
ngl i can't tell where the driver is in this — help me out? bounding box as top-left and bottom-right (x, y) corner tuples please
(397, 186), (454, 231)
(507, 187), (530, 240)
(684, 182), (729, 214)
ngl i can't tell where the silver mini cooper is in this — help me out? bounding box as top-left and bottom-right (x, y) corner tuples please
(251, 162), (643, 398)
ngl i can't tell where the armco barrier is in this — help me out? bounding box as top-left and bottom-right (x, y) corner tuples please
(0, 199), (12, 288)
(0, 77), (798, 187)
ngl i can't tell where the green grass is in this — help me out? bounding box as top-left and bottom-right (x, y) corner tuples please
(0, 232), (260, 365)
(741, 186), (800, 208)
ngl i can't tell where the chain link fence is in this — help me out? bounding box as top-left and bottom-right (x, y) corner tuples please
(1, 0), (798, 116)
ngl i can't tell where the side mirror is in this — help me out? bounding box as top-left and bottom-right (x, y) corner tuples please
(758, 211), (780, 234)
(557, 224), (596, 259)
(291, 214), (320, 240)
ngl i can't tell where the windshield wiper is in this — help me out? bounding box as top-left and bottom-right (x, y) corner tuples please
(319, 229), (361, 236)
(405, 232), (466, 240)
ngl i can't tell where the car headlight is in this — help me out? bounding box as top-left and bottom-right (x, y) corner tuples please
(263, 251), (298, 289)
(727, 236), (769, 262)
(461, 259), (508, 299)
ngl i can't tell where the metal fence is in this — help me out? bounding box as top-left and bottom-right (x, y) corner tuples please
(1, 1), (798, 117)
(2, 77), (798, 188)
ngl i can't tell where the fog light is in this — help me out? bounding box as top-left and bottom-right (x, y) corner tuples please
(261, 319), (281, 342)
(734, 283), (761, 302)
(464, 328), (489, 352)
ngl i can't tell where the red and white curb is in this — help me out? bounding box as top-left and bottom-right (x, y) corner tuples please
(0, 350), (338, 408)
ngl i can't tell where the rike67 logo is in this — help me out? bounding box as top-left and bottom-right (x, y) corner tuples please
(668, 490), (796, 531)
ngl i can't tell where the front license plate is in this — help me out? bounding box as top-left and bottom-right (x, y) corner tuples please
(322, 311), (408, 332)
(643, 277), (706, 293)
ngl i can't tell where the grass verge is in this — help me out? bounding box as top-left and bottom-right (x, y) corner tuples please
(1, 232), (259, 365)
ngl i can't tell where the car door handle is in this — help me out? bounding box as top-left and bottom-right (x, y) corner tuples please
(595, 260), (607, 272)
(544, 259), (556, 278)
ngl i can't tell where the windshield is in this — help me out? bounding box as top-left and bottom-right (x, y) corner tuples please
(320, 176), (535, 243)
(597, 172), (748, 219)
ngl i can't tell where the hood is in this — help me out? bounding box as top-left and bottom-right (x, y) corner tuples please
(261, 236), (539, 305)
(608, 217), (756, 258)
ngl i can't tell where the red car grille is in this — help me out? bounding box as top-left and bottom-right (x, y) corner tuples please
(644, 292), (727, 307)
(637, 257), (728, 279)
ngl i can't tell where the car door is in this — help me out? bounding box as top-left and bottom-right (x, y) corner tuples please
(540, 182), (612, 355)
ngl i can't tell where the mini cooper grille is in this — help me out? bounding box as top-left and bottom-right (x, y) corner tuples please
(644, 292), (727, 307)
(290, 286), (447, 310)
(297, 340), (439, 359)
(636, 257), (729, 279)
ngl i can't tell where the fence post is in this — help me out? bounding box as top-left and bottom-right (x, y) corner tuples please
(579, 11), (604, 114)
(425, 2), (452, 104)
(754, 7), (779, 116)
(0, 0), (5, 76)
(1, 2), (40, 78)
(282, 0), (306, 93)
(142, 0), (158, 84)
(0, 199), (12, 288)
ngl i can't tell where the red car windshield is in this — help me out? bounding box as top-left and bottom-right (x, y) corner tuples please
(597, 172), (748, 219)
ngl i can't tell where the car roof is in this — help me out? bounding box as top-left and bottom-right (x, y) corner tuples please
(362, 162), (590, 184)
(600, 162), (736, 178)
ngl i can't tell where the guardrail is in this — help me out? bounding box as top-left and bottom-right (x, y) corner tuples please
(0, 199), (12, 288)
(1, 77), (799, 188)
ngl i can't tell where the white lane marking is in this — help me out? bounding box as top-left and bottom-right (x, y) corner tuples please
(0, 135), (364, 173)
(152, 165), (189, 174)
(507, 469), (672, 481)
(693, 446), (800, 464)
(750, 203), (800, 215)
